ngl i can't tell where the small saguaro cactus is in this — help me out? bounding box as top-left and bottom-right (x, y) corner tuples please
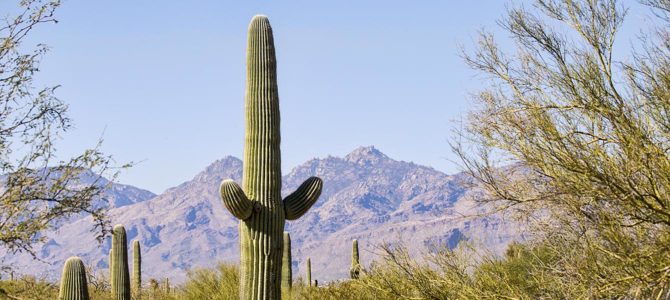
(281, 232), (292, 293)
(58, 256), (90, 300)
(218, 14), (323, 300)
(350, 239), (361, 279)
(133, 240), (141, 300)
(306, 258), (312, 287)
(111, 224), (131, 300)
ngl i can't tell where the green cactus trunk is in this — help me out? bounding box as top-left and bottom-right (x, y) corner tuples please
(133, 240), (141, 300)
(219, 15), (323, 300)
(109, 249), (113, 284)
(306, 258), (311, 287)
(58, 256), (90, 300)
(281, 232), (292, 293)
(350, 239), (360, 279)
(111, 224), (131, 300)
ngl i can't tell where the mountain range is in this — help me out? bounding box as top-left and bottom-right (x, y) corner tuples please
(0, 146), (522, 283)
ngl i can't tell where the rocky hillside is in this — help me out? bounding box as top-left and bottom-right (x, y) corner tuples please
(2, 146), (522, 282)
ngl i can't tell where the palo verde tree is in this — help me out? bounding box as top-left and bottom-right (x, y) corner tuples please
(455, 0), (670, 297)
(0, 0), (120, 262)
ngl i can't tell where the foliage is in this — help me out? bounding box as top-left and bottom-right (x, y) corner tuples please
(0, 0), (124, 262)
(178, 263), (239, 300)
(452, 0), (670, 297)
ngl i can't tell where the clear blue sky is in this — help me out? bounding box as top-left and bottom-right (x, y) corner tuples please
(2, 1), (654, 193)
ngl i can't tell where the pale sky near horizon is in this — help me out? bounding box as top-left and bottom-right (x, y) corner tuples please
(1, 1), (656, 193)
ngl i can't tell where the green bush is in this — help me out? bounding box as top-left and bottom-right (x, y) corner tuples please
(177, 263), (239, 300)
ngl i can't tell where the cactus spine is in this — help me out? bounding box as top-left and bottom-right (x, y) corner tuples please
(219, 15), (323, 300)
(350, 239), (361, 279)
(58, 256), (90, 300)
(133, 240), (141, 300)
(281, 232), (292, 293)
(306, 258), (312, 287)
(111, 224), (131, 300)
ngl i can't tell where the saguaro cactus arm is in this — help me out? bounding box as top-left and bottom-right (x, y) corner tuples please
(220, 179), (255, 220)
(284, 177), (323, 220)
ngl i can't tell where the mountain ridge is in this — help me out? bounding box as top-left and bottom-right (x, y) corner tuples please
(1, 146), (522, 283)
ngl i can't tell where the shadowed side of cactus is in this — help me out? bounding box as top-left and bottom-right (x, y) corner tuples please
(218, 14), (323, 300)
(58, 256), (90, 300)
(306, 258), (312, 287)
(281, 232), (292, 294)
(111, 224), (130, 300)
(132, 240), (141, 300)
(350, 239), (361, 279)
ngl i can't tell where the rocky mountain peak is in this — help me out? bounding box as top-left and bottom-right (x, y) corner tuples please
(192, 156), (243, 183)
(2, 146), (522, 283)
(344, 145), (388, 165)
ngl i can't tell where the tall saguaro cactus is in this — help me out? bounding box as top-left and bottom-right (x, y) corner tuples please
(133, 240), (142, 300)
(111, 224), (131, 300)
(219, 15), (323, 300)
(306, 258), (312, 287)
(350, 239), (361, 279)
(58, 256), (90, 300)
(281, 232), (292, 293)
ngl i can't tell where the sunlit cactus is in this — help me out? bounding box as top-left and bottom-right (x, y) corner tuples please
(111, 224), (130, 300)
(218, 14), (323, 300)
(58, 256), (90, 300)
(281, 232), (292, 293)
(132, 240), (141, 300)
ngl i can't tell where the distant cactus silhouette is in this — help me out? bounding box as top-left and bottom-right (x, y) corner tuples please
(350, 239), (361, 279)
(111, 224), (130, 300)
(282, 232), (292, 293)
(58, 256), (90, 300)
(307, 258), (312, 287)
(218, 14), (323, 300)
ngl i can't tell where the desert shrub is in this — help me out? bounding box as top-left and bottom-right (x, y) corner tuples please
(177, 262), (239, 300)
(0, 276), (58, 299)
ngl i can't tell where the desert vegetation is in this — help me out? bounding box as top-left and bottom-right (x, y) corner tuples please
(1, 0), (670, 299)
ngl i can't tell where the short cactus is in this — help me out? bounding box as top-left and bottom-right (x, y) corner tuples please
(281, 232), (292, 293)
(58, 256), (90, 300)
(132, 240), (141, 300)
(111, 224), (130, 300)
(350, 239), (361, 279)
(306, 258), (312, 287)
(218, 15), (323, 300)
